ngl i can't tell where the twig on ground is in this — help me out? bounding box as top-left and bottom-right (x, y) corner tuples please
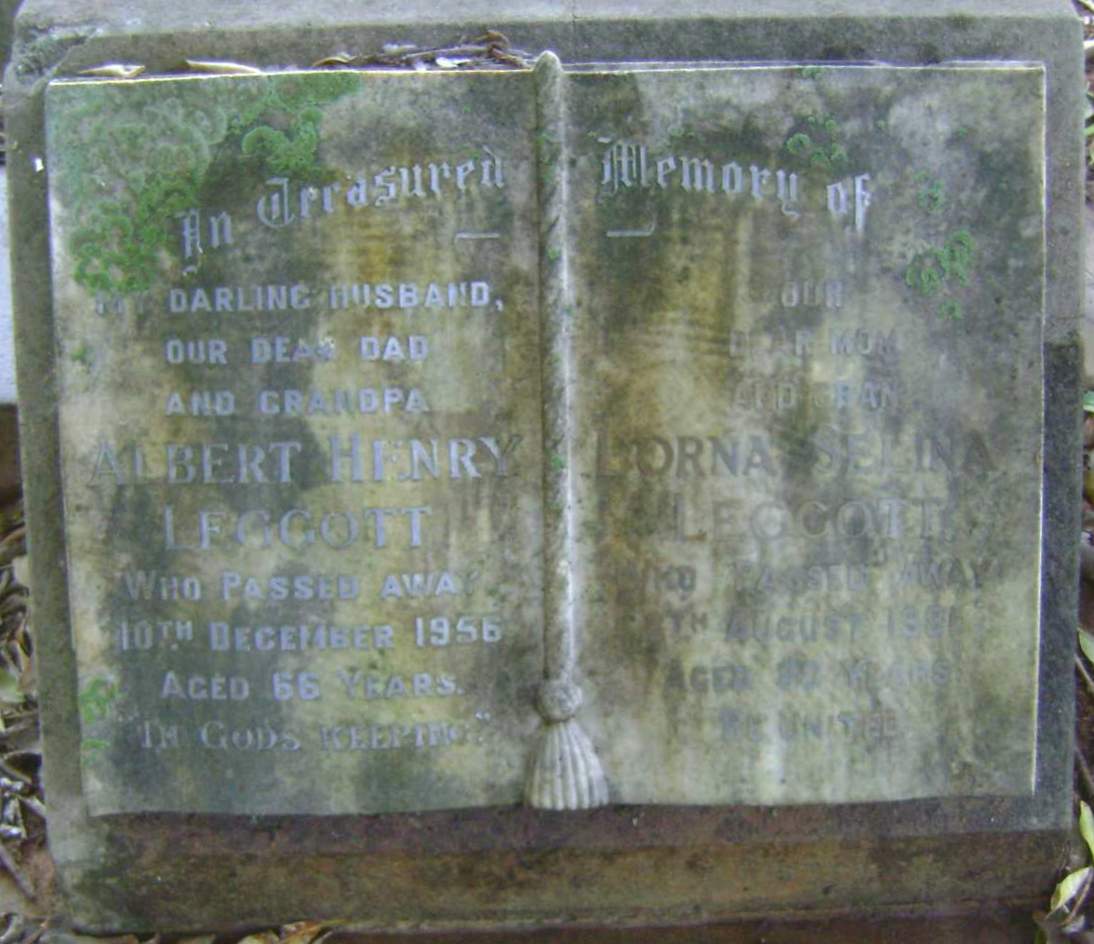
(0, 836), (33, 901)
(1077, 654), (1094, 699)
(0, 916), (26, 944)
(1078, 749), (1094, 803)
(312, 32), (533, 70)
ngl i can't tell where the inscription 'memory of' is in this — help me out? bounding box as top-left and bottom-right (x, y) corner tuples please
(598, 139), (873, 230)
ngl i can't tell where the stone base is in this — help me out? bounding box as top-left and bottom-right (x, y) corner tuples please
(330, 908), (1039, 944)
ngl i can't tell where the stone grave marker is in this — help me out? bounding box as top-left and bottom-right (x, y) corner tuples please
(6, 0), (1083, 936)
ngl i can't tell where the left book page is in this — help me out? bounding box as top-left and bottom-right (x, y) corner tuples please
(45, 70), (544, 815)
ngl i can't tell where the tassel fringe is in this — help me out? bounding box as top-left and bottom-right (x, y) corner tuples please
(525, 717), (608, 810)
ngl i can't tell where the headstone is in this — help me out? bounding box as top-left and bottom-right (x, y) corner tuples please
(7, 0), (1083, 935)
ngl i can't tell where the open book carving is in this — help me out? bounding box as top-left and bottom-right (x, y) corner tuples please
(44, 54), (1046, 815)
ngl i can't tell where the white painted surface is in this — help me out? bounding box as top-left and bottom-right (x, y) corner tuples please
(0, 168), (13, 404)
(1086, 204), (1094, 385)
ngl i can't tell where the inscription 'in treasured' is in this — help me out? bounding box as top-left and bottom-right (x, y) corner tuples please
(45, 61), (1046, 815)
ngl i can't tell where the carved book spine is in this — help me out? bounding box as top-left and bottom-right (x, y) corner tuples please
(528, 52), (609, 810)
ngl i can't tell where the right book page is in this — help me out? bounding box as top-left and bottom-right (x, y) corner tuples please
(563, 64), (1047, 804)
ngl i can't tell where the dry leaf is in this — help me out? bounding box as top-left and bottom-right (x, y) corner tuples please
(9, 557), (27, 590)
(184, 60), (263, 75)
(0, 669), (23, 706)
(236, 932), (279, 944)
(78, 64), (146, 79)
(280, 922), (329, 944)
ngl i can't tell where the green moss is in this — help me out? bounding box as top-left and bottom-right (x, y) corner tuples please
(241, 113), (322, 178)
(71, 169), (201, 294)
(939, 298), (963, 321)
(81, 738), (110, 754)
(914, 172), (946, 213)
(78, 677), (118, 724)
(783, 114), (849, 173)
(941, 229), (975, 284)
(904, 229), (977, 319)
(785, 132), (811, 156)
(905, 252), (945, 297)
(78, 676), (118, 756)
(50, 71), (360, 295)
(70, 341), (94, 366)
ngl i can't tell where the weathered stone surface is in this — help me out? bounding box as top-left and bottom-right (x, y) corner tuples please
(47, 61), (1051, 817)
(566, 64), (1046, 805)
(6, 0), (1083, 933)
(46, 70), (544, 814)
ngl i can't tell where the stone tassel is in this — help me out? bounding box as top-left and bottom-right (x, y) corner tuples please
(527, 680), (608, 809)
(525, 51), (608, 810)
